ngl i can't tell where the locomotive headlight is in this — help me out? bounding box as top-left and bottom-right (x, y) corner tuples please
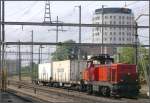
(120, 79), (124, 82)
(127, 73), (131, 75)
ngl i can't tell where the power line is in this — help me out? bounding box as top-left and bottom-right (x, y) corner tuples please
(2, 41), (150, 47)
(124, 1), (140, 7)
(3, 21), (149, 28)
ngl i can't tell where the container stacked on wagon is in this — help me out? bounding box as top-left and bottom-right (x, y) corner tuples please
(37, 54), (140, 97)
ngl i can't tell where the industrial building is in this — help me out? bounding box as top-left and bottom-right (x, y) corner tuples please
(92, 7), (136, 54)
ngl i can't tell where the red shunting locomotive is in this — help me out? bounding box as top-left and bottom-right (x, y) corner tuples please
(82, 54), (140, 97)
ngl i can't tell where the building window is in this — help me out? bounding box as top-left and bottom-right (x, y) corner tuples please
(122, 32), (124, 35)
(104, 38), (107, 41)
(110, 37), (112, 41)
(114, 21), (116, 24)
(113, 37), (116, 41)
(110, 32), (112, 35)
(127, 16), (128, 19)
(122, 21), (124, 25)
(122, 16), (124, 19)
(114, 16), (116, 19)
(119, 16), (121, 19)
(110, 16), (112, 19)
(119, 32), (121, 35)
(105, 16), (108, 19)
(110, 21), (112, 24)
(122, 38), (124, 41)
(119, 37), (121, 41)
(119, 21), (121, 24)
(114, 32), (116, 35)
(128, 32), (131, 36)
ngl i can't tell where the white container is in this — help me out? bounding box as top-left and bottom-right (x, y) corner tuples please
(52, 60), (87, 83)
(38, 63), (52, 81)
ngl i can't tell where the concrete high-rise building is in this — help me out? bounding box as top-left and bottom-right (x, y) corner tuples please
(92, 8), (136, 54)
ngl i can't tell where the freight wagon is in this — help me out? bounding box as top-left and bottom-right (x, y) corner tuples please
(37, 54), (140, 98)
(38, 60), (86, 87)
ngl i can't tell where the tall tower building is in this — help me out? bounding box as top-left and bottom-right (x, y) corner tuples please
(92, 8), (136, 54)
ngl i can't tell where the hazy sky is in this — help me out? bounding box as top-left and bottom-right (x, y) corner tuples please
(4, 1), (149, 63)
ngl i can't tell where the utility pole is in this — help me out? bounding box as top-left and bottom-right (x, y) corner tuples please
(75, 5), (81, 43)
(135, 22), (138, 66)
(40, 46), (45, 63)
(18, 40), (21, 81)
(31, 30), (34, 83)
(38, 45), (41, 80)
(48, 16), (67, 42)
(149, 1), (150, 98)
(48, 16), (67, 60)
(75, 5), (81, 80)
(0, 0), (2, 90)
(79, 5), (81, 44)
(38, 45), (41, 64)
(135, 14), (150, 97)
(101, 5), (104, 54)
(56, 16), (58, 43)
(2, 0), (6, 91)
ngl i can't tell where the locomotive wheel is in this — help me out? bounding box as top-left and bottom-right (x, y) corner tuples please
(101, 87), (110, 96)
(87, 84), (93, 94)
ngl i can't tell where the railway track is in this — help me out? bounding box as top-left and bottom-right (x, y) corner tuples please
(7, 80), (150, 103)
(7, 80), (125, 103)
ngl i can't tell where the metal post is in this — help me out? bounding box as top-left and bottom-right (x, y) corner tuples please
(18, 40), (21, 81)
(78, 5), (81, 80)
(41, 46), (42, 63)
(0, 0), (2, 90)
(56, 16), (58, 60)
(56, 16), (58, 43)
(31, 30), (33, 83)
(38, 45), (41, 64)
(148, 1), (150, 98)
(135, 22), (138, 66)
(2, 0), (6, 91)
(101, 5), (104, 54)
(79, 6), (81, 44)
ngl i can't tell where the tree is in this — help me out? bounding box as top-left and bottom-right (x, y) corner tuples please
(51, 40), (79, 61)
(119, 47), (135, 64)
(21, 62), (38, 79)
